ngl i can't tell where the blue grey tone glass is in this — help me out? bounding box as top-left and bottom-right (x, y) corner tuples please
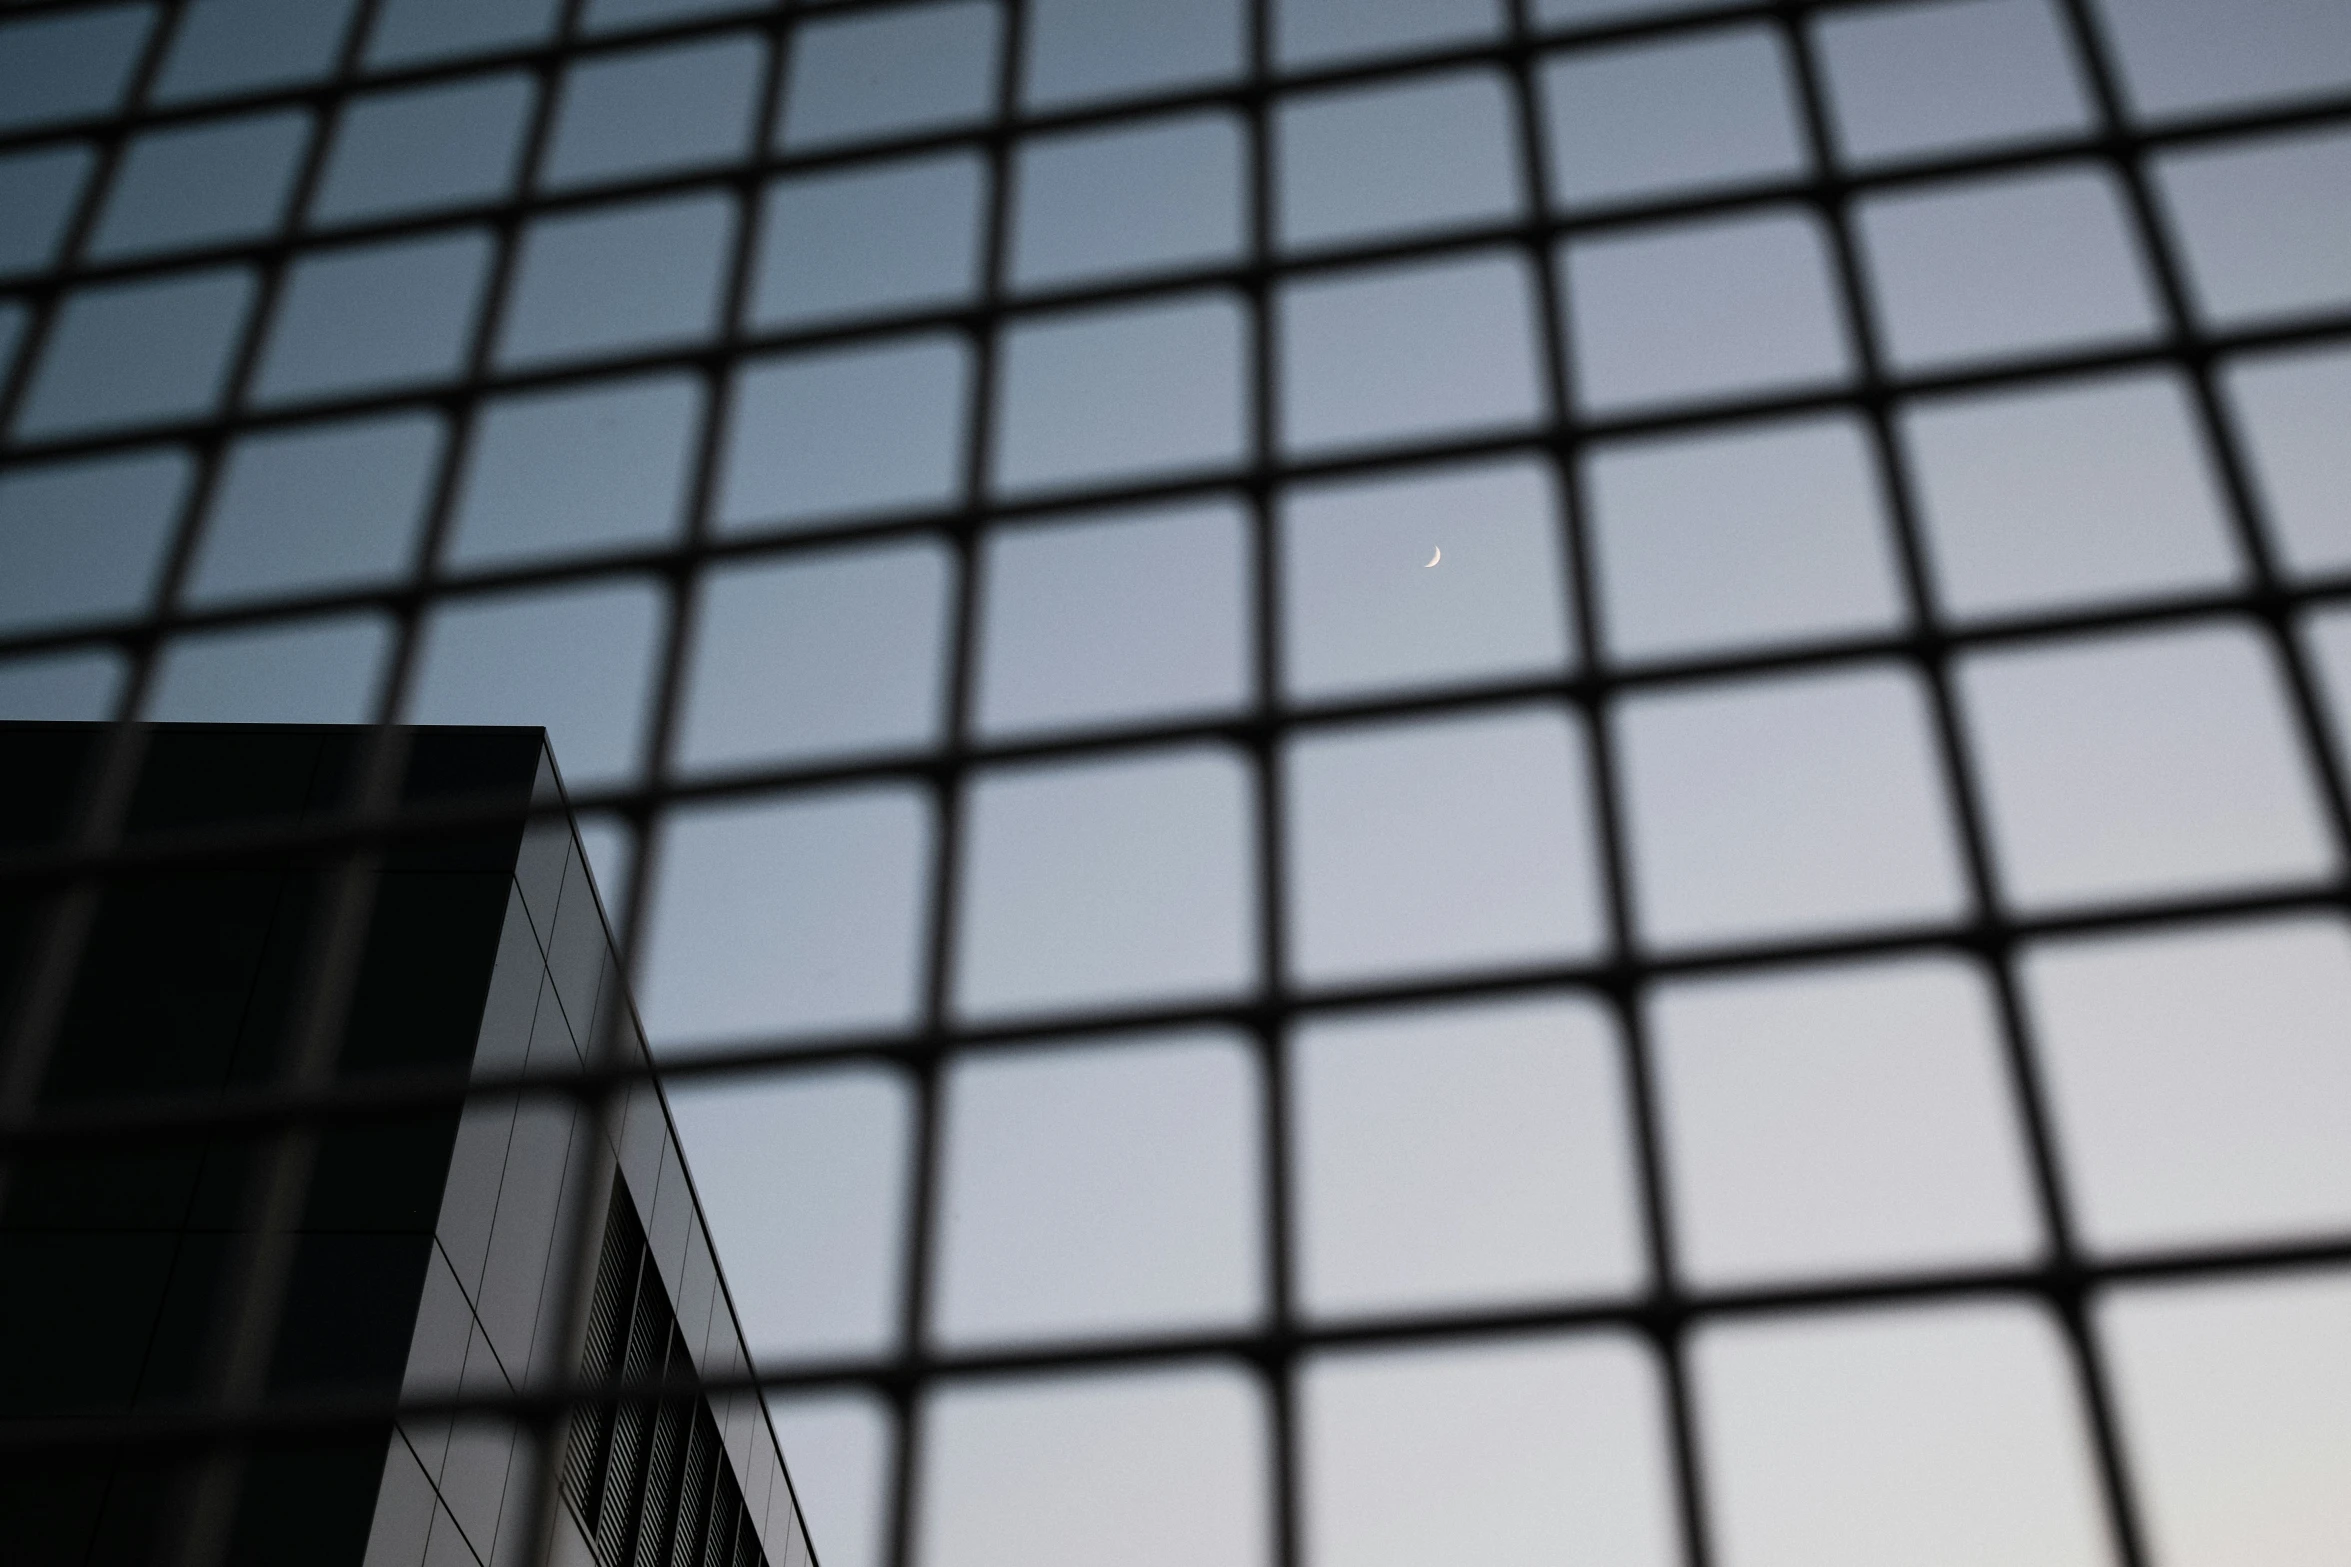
(366, 0), (558, 68)
(152, 0), (358, 105)
(91, 110), (310, 260)
(0, 4), (153, 133)
(311, 74), (535, 226)
(0, 144), (96, 274)
(753, 152), (985, 324)
(542, 32), (764, 190)
(0, 447), (187, 633)
(777, 1), (1000, 150)
(187, 412), (444, 603)
(254, 230), (493, 404)
(17, 269), (254, 437)
(497, 192), (732, 367)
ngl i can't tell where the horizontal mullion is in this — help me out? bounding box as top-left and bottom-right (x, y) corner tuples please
(4, 532), (2348, 772)
(0, 0), (1992, 167)
(17, 82), (2351, 314)
(9, 873), (2347, 1156)
(3, 298), (2347, 555)
(1, 1229), (2343, 1457)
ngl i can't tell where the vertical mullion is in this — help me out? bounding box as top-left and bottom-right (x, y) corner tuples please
(605, 12), (817, 1561)
(887, 6), (1030, 1567)
(150, 5), (433, 1563)
(1774, 12), (2152, 1567)
(588, 5), (805, 1542)
(619, 0), (801, 971)
(245, 0), (586, 1411)
(0, 1), (188, 436)
(1239, 7), (1301, 1567)
(1495, 8), (1715, 1567)
(2045, 0), (2351, 863)
(0, 0), (192, 1206)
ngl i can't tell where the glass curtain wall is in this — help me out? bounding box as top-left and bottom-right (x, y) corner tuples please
(4, 1), (2351, 1565)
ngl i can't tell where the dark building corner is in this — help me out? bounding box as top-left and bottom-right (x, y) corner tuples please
(0, 722), (812, 1567)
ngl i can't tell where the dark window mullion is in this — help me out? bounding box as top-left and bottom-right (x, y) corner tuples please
(1774, 12), (2157, 1567)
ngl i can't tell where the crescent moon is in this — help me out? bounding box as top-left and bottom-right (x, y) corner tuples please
(1423, 546), (1442, 569)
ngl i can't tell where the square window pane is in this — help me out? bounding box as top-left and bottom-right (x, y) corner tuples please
(367, 0), (557, 69)
(1589, 414), (1904, 661)
(1562, 211), (1850, 414)
(1653, 956), (2040, 1287)
(1857, 168), (2160, 371)
(1303, 1337), (1673, 1567)
(956, 748), (1256, 1020)
(90, 110), (308, 260)
(668, 1067), (911, 1357)
(1278, 72), (1518, 249)
(1013, 114), (1242, 290)
(766, 1393), (891, 1567)
(718, 336), (969, 532)
(778, 1), (999, 151)
(1542, 27), (1805, 208)
(542, 33), (763, 190)
(678, 538), (952, 770)
(1024, 0), (1240, 109)
(312, 74), (534, 227)
(255, 231), (492, 404)
(0, 649), (126, 721)
(1958, 625), (2336, 908)
(147, 611), (391, 724)
(1619, 666), (1967, 949)
(1294, 995), (1643, 1315)
(188, 412), (440, 604)
(449, 375), (699, 567)
(0, 6), (153, 134)
(1280, 459), (1572, 699)
(2092, 0), (2351, 121)
(1815, 0), (2089, 165)
(2155, 127), (2351, 328)
(497, 192), (733, 369)
(1281, 253), (1543, 454)
(0, 449), (187, 635)
(2101, 1273), (2351, 1567)
(2023, 917), (2351, 1251)
(976, 500), (1248, 737)
(995, 294), (1245, 494)
(17, 269), (253, 439)
(1900, 373), (2240, 619)
(1285, 707), (1605, 985)
(935, 1033), (1260, 1346)
(1695, 1304), (2110, 1567)
(641, 787), (931, 1046)
(0, 143), (93, 275)
(754, 152), (984, 326)
(2227, 346), (2351, 576)
(1278, 0), (1500, 68)
(408, 578), (665, 786)
(921, 1368), (1267, 1567)
(154, 0), (355, 105)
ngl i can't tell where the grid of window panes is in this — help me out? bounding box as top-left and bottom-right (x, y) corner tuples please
(5, 0), (2351, 1565)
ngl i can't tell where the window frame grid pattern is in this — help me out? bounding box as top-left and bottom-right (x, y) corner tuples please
(0, 2), (2348, 1567)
